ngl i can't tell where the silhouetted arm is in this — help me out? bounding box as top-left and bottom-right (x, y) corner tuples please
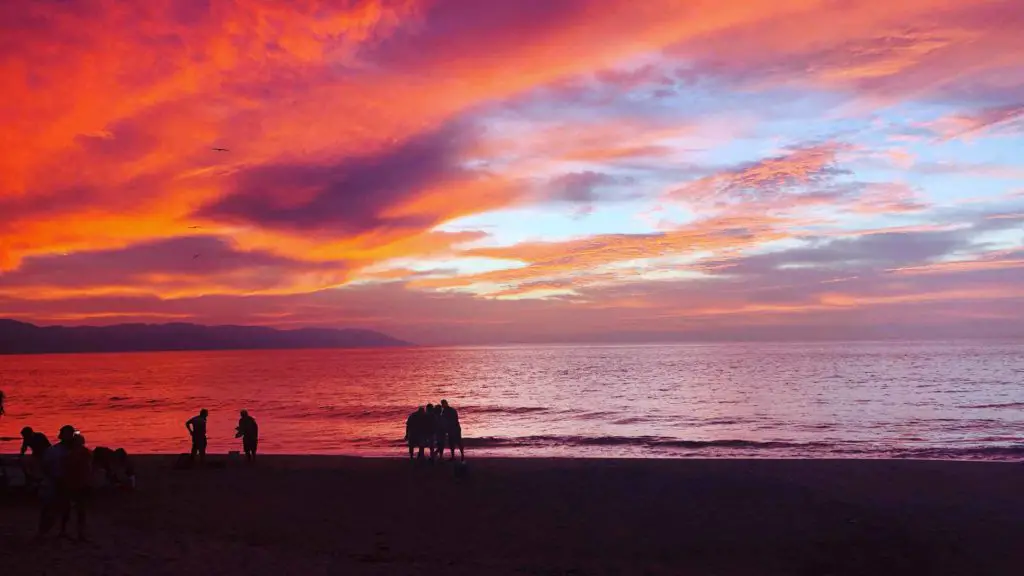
(19, 439), (28, 457)
(185, 418), (194, 435)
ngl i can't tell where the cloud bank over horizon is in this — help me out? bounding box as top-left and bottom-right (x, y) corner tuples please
(2, 0), (1023, 344)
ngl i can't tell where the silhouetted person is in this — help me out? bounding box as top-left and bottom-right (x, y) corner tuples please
(441, 399), (464, 462)
(0, 389), (5, 417)
(235, 410), (259, 463)
(37, 425), (75, 539)
(432, 404), (447, 462)
(94, 447), (136, 489)
(61, 433), (92, 541)
(405, 407), (427, 461)
(425, 403), (438, 460)
(20, 426), (51, 489)
(185, 409), (209, 466)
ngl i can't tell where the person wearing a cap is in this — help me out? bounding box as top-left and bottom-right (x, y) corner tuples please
(36, 425), (76, 539)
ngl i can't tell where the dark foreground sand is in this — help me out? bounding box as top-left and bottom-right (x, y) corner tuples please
(1, 457), (1022, 575)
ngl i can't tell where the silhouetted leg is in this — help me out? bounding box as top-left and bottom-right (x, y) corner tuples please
(199, 439), (206, 466)
(452, 433), (464, 461)
(190, 438), (199, 463)
(75, 493), (87, 540)
(59, 504), (70, 537)
(408, 443), (414, 461)
(38, 505), (55, 538)
(37, 488), (62, 538)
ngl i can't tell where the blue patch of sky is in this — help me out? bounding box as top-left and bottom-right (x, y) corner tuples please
(451, 63), (1023, 277)
(438, 197), (658, 248)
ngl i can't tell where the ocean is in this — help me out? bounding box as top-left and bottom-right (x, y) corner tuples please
(1, 342), (1022, 459)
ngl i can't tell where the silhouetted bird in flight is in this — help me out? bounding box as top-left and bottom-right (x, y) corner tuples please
(211, 147), (230, 152)
(188, 226), (202, 229)
(192, 253), (201, 260)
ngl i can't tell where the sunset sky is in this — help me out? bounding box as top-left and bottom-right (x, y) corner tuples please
(1, 0), (1023, 344)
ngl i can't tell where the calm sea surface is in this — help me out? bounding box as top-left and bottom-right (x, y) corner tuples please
(1, 342), (1022, 459)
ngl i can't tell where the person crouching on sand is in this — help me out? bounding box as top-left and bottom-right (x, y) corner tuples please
(235, 410), (259, 463)
(185, 409), (209, 466)
(93, 447), (136, 489)
(20, 426), (51, 491)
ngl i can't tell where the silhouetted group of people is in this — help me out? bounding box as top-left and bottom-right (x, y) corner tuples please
(405, 399), (464, 462)
(18, 426), (137, 491)
(183, 408), (260, 466)
(12, 424), (133, 540)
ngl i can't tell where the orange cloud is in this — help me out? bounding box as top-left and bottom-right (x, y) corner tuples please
(1, 0), (1022, 341)
(4, 0), (819, 272)
(413, 213), (795, 293)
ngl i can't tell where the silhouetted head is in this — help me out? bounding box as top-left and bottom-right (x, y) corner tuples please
(200, 409), (209, 418)
(417, 406), (425, 414)
(427, 403), (434, 411)
(441, 399), (449, 408)
(21, 426), (33, 439)
(73, 433), (86, 448)
(240, 409), (248, 418)
(58, 425), (76, 443)
(115, 448), (127, 460)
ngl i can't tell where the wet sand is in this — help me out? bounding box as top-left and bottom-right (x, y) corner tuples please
(1, 457), (1022, 575)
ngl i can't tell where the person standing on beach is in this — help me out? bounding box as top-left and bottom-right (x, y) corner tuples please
(61, 433), (92, 541)
(0, 390), (5, 417)
(36, 425), (75, 539)
(425, 403), (438, 460)
(405, 406), (427, 461)
(433, 404), (447, 462)
(185, 409), (209, 466)
(235, 410), (259, 463)
(440, 399), (464, 462)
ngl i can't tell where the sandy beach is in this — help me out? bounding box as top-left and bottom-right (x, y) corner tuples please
(1, 456), (1022, 575)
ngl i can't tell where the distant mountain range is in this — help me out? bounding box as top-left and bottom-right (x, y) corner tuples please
(0, 319), (411, 355)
